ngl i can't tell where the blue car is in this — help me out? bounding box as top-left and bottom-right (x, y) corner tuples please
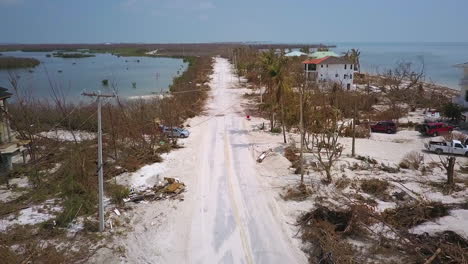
(162, 127), (190, 138)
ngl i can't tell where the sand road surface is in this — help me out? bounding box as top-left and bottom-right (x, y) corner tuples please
(93, 57), (306, 264)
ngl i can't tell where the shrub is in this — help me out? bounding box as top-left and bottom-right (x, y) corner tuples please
(284, 145), (299, 163)
(335, 177), (351, 190)
(281, 184), (311, 201)
(380, 163), (399, 173)
(382, 201), (449, 228)
(442, 102), (462, 120)
(342, 124), (370, 138)
(108, 183), (130, 205)
(399, 151), (424, 170)
(271, 127), (282, 133)
(360, 178), (389, 195)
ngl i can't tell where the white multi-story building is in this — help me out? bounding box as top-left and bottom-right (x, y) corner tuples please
(303, 56), (355, 90)
(453, 62), (468, 108)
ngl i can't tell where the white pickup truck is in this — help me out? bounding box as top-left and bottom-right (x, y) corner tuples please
(424, 140), (468, 156)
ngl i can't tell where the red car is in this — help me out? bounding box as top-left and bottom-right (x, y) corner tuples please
(418, 122), (454, 137)
(370, 121), (397, 134)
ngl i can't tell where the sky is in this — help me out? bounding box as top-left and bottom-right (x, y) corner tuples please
(1, 0), (468, 44)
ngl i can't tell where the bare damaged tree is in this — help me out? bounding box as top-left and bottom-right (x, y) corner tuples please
(441, 156), (456, 185)
(378, 61), (425, 118)
(312, 106), (344, 183)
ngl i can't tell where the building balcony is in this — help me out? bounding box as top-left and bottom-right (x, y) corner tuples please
(305, 71), (318, 81)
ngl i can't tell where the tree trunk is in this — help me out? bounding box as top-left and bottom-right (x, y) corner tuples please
(325, 168), (332, 183)
(281, 100), (287, 144)
(447, 156), (455, 185)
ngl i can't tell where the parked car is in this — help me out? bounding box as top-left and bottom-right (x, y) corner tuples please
(425, 140), (468, 156)
(370, 121), (397, 134)
(417, 122), (454, 137)
(162, 127), (190, 138)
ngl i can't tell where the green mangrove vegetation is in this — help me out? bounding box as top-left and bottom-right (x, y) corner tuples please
(0, 56), (40, 69)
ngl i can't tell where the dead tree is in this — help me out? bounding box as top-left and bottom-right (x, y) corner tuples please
(441, 156), (456, 185)
(312, 107), (344, 183)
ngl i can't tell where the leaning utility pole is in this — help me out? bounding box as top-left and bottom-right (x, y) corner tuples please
(82, 91), (116, 232)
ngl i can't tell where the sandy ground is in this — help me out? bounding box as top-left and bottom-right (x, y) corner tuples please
(91, 57), (307, 263)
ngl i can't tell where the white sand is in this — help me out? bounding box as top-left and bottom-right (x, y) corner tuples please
(91, 57), (307, 263)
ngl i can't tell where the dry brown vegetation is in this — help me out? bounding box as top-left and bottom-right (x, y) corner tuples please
(399, 151), (424, 170)
(0, 54), (213, 261)
(297, 201), (468, 264)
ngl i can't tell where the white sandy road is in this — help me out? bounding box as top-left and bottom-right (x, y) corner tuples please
(91, 57), (306, 263)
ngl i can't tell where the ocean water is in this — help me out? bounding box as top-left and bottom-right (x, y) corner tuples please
(0, 51), (187, 101)
(332, 42), (468, 89)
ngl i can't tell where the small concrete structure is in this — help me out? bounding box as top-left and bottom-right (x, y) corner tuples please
(0, 87), (26, 174)
(303, 56), (356, 90)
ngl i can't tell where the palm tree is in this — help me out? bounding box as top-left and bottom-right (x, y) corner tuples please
(343, 49), (361, 73)
(259, 50), (290, 143)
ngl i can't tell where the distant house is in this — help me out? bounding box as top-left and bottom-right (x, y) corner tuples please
(308, 51), (340, 59)
(453, 62), (468, 108)
(0, 87), (26, 174)
(285, 51), (307, 57)
(303, 56), (356, 90)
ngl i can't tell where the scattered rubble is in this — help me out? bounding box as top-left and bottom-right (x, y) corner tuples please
(123, 177), (186, 203)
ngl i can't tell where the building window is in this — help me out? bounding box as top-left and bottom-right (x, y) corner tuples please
(344, 74), (347, 79)
(350, 74), (353, 79)
(326, 64), (328, 68)
(344, 64), (347, 69)
(321, 64), (323, 68)
(347, 84), (351, 90)
(335, 74), (338, 78)
(350, 64), (353, 70)
(307, 64), (316, 71)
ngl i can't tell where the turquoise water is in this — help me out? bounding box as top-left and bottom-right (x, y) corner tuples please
(0, 51), (187, 101)
(332, 42), (468, 89)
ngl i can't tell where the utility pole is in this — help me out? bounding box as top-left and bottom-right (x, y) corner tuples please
(82, 91), (116, 232)
(351, 95), (357, 157)
(300, 72), (307, 185)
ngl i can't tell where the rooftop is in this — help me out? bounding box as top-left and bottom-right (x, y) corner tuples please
(302, 56), (353, 65)
(285, 51), (307, 57)
(309, 51), (340, 59)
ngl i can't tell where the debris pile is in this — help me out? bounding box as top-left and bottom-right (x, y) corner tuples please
(123, 177), (186, 203)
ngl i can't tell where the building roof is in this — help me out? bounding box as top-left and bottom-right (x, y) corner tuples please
(302, 56), (353, 65)
(0, 87), (12, 100)
(455, 62), (468, 68)
(309, 51), (340, 59)
(285, 51), (307, 57)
